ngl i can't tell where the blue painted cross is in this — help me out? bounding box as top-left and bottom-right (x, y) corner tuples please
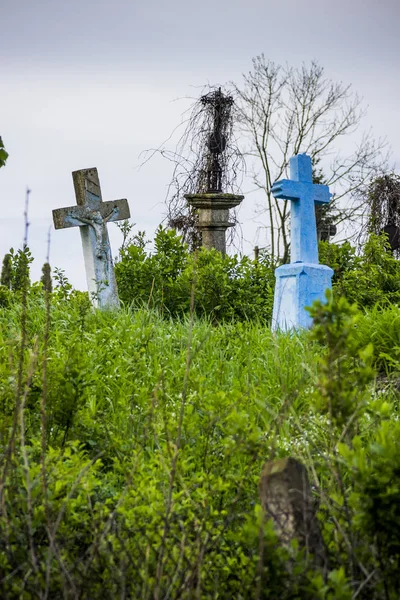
(271, 154), (331, 264)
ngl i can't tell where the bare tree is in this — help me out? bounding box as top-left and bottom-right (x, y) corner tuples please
(234, 56), (388, 262)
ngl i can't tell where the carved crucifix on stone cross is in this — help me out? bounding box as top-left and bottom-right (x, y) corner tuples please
(52, 168), (130, 309)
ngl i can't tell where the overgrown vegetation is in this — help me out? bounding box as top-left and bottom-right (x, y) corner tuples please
(115, 224), (400, 321)
(115, 225), (275, 324)
(0, 136), (8, 168)
(320, 234), (400, 308)
(0, 228), (400, 598)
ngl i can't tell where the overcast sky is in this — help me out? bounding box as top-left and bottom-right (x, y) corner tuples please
(1, 0), (399, 289)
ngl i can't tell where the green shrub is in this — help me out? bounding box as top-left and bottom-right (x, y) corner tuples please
(1, 232), (400, 597)
(115, 226), (275, 323)
(307, 292), (374, 430)
(320, 235), (400, 309)
(0, 285), (11, 308)
(339, 419), (400, 598)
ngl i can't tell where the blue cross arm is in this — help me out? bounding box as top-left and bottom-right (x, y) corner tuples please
(271, 179), (300, 200)
(313, 184), (331, 205)
(271, 179), (331, 204)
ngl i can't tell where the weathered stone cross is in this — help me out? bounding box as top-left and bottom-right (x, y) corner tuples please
(271, 153), (331, 264)
(52, 167), (130, 309)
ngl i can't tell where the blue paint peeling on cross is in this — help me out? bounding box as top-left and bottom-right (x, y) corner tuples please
(271, 154), (331, 264)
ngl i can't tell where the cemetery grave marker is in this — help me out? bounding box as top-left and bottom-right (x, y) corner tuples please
(53, 167), (130, 309)
(185, 88), (244, 253)
(260, 457), (328, 572)
(271, 154), (333, 330)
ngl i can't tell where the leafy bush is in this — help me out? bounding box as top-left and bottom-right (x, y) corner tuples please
(308, 292), (374, 430)
(115, 226), (275, 323)
(0, 246), (33, 294)
(354, 304), (400, 376)
(320, 235), (400, 309)
(340, 420), (400, 598)
(1, 229), (400, 596)
(0, 285), (11, 308)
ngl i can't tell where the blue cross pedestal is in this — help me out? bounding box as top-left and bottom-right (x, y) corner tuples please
(271, 154), (333, 331)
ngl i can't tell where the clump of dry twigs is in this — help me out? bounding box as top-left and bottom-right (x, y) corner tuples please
(141, 85), (245, 250)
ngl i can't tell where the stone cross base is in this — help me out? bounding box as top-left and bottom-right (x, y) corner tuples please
(185, 193), (244, 254)
(272, 262), (333, 331)
(259, 457), (328, 571)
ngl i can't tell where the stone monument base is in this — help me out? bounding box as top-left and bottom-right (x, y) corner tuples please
(272, 262), (333, 331)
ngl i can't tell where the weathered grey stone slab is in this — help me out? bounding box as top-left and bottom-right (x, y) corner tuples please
(259, 457), (328, 571)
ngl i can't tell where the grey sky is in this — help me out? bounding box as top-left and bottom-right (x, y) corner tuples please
(1, 0), (399, 289)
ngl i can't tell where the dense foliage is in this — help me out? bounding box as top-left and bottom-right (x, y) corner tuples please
(114, 226), (400, 325)
(115, 226), (275, 323)
(0, 228), (399, 597)
(0, 270), (399, 597)
(320, 234), (400, 309)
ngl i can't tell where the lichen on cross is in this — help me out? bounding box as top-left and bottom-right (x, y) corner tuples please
(52, 168), (130, 309)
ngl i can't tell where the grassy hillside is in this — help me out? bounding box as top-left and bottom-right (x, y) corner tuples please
(0, 292), (399, 598)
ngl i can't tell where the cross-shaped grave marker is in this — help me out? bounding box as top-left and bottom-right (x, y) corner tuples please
(270, 154), (333, 330)
(271, 153), (331, 263)
(53, 167), (130, 309)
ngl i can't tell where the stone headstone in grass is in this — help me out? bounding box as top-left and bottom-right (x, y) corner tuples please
(52, 168), (130, 309)
(259, 457), (328, 571)
(271, 154), (333, 330)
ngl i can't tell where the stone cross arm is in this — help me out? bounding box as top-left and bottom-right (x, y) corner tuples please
(53, 199), (130, 230)
(271, 179), (331, 205)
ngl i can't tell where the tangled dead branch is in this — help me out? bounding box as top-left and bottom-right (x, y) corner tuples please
(367, 174), (400, 255)
(142, 86), (245, 250)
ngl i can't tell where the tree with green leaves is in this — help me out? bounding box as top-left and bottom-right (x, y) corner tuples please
(13, 246), (32, 293)
(0, 137), (8, 168)
(0, 247), (33, 293)
(41, 262), (53, 293)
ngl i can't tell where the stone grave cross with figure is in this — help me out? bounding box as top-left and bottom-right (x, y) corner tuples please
(271, 153), (334, 330)
(52, 168), (130, 309)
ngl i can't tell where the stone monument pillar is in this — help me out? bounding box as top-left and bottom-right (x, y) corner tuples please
(184, 88), (244, 253)
(184, 192), (243, 254)
(271, 154), (333, 330)
(259, 457), (328, 571)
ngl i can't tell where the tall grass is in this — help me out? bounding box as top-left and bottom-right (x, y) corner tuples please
(0, 293), (398, 598)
